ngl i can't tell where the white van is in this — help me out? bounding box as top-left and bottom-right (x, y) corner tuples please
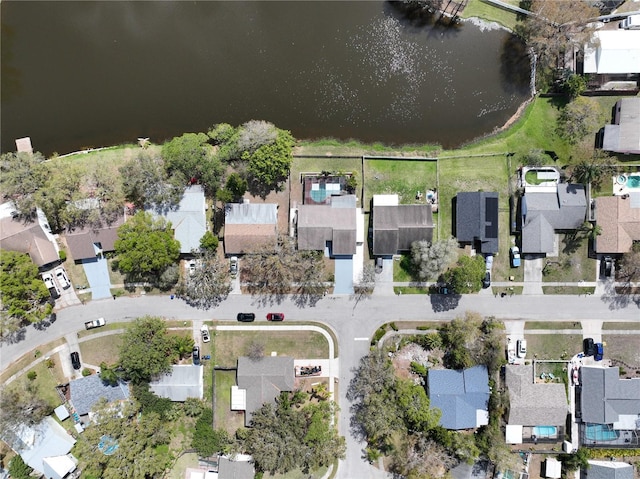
(620, 15), (640, 30)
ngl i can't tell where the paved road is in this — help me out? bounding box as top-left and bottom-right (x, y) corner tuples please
(1, 292), (638, 478)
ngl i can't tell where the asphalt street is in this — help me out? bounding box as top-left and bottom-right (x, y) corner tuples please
(1, 292), (638, 478)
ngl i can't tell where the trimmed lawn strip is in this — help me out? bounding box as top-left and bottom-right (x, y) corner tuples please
(524, 334), (583, 360)
(79, 335), (123, 367)
(602, 335), (640, 373)
(460, 0), (519, 30)
(394, 286), (428, 294)
(0, 338), (66, 384)
(525, 321), (581, 330)
(492, 286), (523, 295)
(602, 322), (640, 330)
(392, 321), (444, 330)
(77, 322), (127, 338)
(394, 254), (416, 282)
(214, 369), (245, 435)
(541, 234), (596, 284)
(264, 466), (329, 479)
(364, 159), (437, 210)
(295, 140), (439, 157)
(213, 330), (330, 368)
(542, 286), (595, 295)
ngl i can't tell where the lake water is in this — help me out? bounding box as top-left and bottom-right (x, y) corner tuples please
(1, 1), (531, 155)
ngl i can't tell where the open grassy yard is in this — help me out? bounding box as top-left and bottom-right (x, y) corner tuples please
(167, 453), (200, 479)
(263, 465), (330, 479)
(212, 329), (330, 368)
(22, 360), (67, 407)
(525, 321), (581, 330)
(363, 159), (438, 210)
(541, 234), (596, 283)
(214, 369), (245, 434)
(0, 338), (66, 384)
(603, 322), (640, 330)
(524, 334), (583, 360)
(79, 334), (123, 367)
(603, 335), (640, 374)
(460, 0), (520, 30)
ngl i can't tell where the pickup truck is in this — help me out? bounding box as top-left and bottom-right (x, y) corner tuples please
(85, 318), (106, 330)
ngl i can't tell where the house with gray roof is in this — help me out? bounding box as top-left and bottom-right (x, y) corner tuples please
(585, 460), (634, 479)
(427, 365), (490, 430)
(149, 365), (203, 401)
(602, 98), (640, 155)
(297, 195), (358, 256)
(69, 374), (130, 416)
(5, 416), (77, 479)
(580, 366), (640, 428)
(372, 194), (434, 256)
(149, 185), (207, 254)
(224, 202), (278, 255)
(65, 216), (124, 261)
(520, 183), (587, 254)
(505, 365), (568, 444)
(455, 192), (499, 254)
(218, 455), (255, 479)
(235, 356), (295, 427)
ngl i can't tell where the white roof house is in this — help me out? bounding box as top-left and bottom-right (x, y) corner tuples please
(149, 365), (203, 401)
(584, 30), (640, 74)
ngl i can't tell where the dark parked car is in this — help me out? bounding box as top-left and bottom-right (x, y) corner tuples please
(237, 313), (255, 322)
(192, 346), (200, 365)
(266, 313), (285, 321)
(594, 343), (604, 361)
(70, 351), (81, 370)
(603, 256), (613, 278)
(583, 338), (596, 356)
(482, 271), (491, 289)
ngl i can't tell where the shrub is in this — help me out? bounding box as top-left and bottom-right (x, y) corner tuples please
(416, 326), (430, 331)
(82, 368), (92, 377)
(45, 358), (55, 369)
(372, 326), (387, 345)
(58, 250), (67, 262)
(410, 361), (427, 376)
(390, 322), (398, 331)
(27, 371), (37, 380)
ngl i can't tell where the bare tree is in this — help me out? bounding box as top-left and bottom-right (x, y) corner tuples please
(246, 340), (266, 361)
(411, 237), (459, 281)
(353, 264), (376, 300)
(237, 120), (278, 153)
(176, 250), (232, 308)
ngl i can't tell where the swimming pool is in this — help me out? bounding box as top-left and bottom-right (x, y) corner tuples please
(533, 426), (557, 438)
(628, 174), (640, 188)
(585, 424), (620, 441)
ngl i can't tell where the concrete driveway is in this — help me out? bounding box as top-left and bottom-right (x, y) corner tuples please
(81, 256), (112, 300)
(334, 257), (354, 295)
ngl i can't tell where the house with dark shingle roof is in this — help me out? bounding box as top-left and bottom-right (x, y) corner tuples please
(149, 365), (203, 401)
(218, 455), (255, 479)
(520, 183), (587, 254)
(579, 366), (640, 428)
(427, 365), (490, 430)
(602, 97), (640, 155)
(372, 194), (434, 256)
(235, 356), (295, 427)
(505, 365), (568, 444)
(595, 195), (640, 254)
(69, 375), (130, 416)
(224, 202), (278, 255)
(65, 217), (124, 261)
(585, 460), (634, 479)
(297, 195), (358, 256)
(455, 192), (499, 254)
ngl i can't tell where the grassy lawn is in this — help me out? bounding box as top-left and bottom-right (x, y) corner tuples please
(525, 321), (581, 330)
(295, 140), (439, 158)
(394, 254), (417, 282)
(212, 330), (330, 368)
(214, 369), (245, 434)
(524, 334), (583, 360)
(107, 257), (127, 286)
(77, 322), (127, 338)
(23, 360), (66, 407)
(167, 453), (200, 479)
(394, 286), (429, 294)
(542, 286), (595, 295)
(363, 159), (437, 210)
(79, 335), (123, 367)
(460, 0), (520, 30)
(541, 234), (596, 283)
(603, 322), (640, 330)
(602, 335), (640, 371)
(263, 465), (329, 479)
(0, 338), (66, 384)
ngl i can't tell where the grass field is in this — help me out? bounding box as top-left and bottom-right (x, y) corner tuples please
(524, 334), (583, 360)
(214, 369), (245, 434)
(460, 0), (520, 30)
(603, 335), (640, 371)
(79, 334), (123, 366)
(21, 360), (66, 408)
(212, 330), (330, 368)
(602, 322), (640, 330)
(0, 338), (66, 384)
(525, 321), (581, 330)
(541, 234), (596, 283)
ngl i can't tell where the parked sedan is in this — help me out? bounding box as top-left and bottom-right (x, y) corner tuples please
(237, 313), (255, 322)
(192, 346), (200, 365)
(70, 351), (81, 370)
(594, 343), (604, 361)
(55, 267), (70, 289)
(266, 313), (285, 321)
(42, 273), (60, 299)
(201, 324), (210, 343)
(583, 337), (596, 357)
(510, 246), (521, 268)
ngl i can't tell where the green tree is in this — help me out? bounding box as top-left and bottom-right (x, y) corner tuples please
(0, 380), (53, 431)
(192, 408), (231, 457)
(118, 316), (175, 383)
(199, 231), (219, 251)
(224, 172), (248, 201)
(558, 448), (590, 473)
(444, 255), (486, 294)
(411, 237), (459, 280)
(0, 250), (50, 333)
(570, 151), (618, 191)
(438, 312), (482, 370)
(563, 74), (587, 99)
(176, 250), (231, 309)
(557, 97), (600, 145)
(519, 149), (546, 167)
(36, 162), (83, 232)
(396, 379), (440, 432)
(114, 211), (180, 284)
(119, 151), (183, 210)
(172, 334), (195, 359)
(0, 151), (47, 216)
(8, 455), (33, 479)
(618, 248), (640, 283)
(244, 129), (295, 191)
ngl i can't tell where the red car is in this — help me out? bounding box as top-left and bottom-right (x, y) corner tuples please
(266, 313), (285, 321)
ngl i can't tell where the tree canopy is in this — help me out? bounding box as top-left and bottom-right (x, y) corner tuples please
(0, 151), (47, 217)
(176, 250), (232, 308)
(0, 250), (50, 333)
(444, 255), (486, 294)
(118, 316), (175, 383)
(556, 97), (600, 145)
(114, 211), (181, 284)
(244, 129), (295, 192)
(411, 237), (459, 280)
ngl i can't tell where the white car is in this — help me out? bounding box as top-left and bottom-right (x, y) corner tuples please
(230, 256), (238, 277)
(201, 324), (210, 343)
(42, 273), (60, 298)
(55, 267), (70, 289)
(517, 339), (527, 358)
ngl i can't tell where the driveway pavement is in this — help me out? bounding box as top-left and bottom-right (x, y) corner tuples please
(373, 258), (394, 296)
(81, 256), (112, 299)
(523, 256), (543, 295)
